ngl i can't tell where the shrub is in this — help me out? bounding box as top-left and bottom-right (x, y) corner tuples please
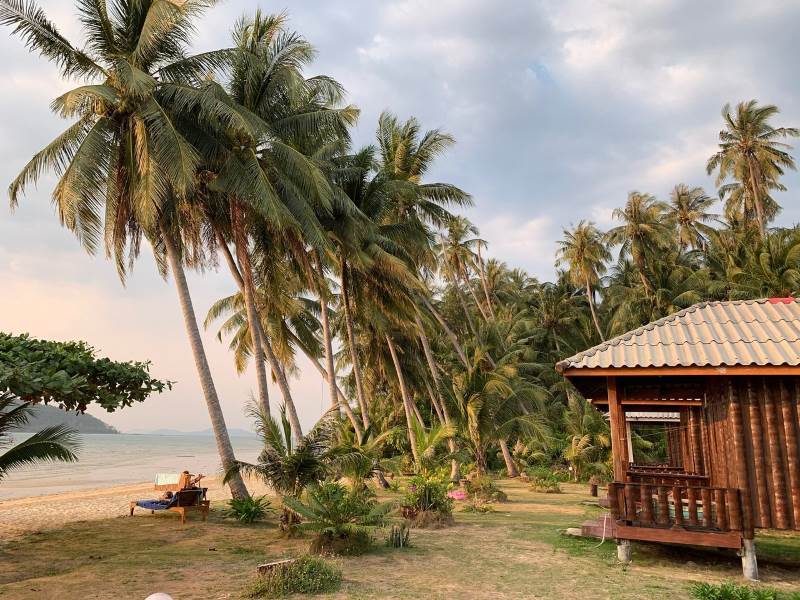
(528, 468), (562, 494)
(282, 482), (393, 555)
(227, 495), (272, 524)
(465, 475), (508, 502)
(401, 475), (455, 528)
(461, 498), (495, 513)
(689, 582), (790, 600)
(385, 523), (411, 548)
(244, 556), (341, 598)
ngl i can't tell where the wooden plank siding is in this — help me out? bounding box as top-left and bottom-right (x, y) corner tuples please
(616, 375), (800, 532)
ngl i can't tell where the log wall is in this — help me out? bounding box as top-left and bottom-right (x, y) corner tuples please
(704, 376), (800, 531)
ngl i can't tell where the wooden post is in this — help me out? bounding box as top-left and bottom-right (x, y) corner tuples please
(715, 489), (728, 531)
(640, 484), (653, 524)
(625, 483), (638, 523)
(672, 486), (684, 528)
(626, 420), (635, 466)
(780, 379), (800, 528)
(763, 380), (790, 529)
(748, 380), (770, 528)
(727, 488), (742, 532)
(689, 408), (705, 474)
(701, 488), (713, 528)
(687, 487), (699, 526)
(657, 486), (670, 526)
(608, 483), (620, 520)
(729, 380), (755, 540)
(607, 377), (629, 482)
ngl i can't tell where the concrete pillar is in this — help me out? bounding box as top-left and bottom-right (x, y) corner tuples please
(740, 539), (759, 581)
(617, 539), (632, 564)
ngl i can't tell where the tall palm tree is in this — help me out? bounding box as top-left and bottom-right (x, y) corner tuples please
(555, 221), (610, 340)
(3, 0), (252, 498)
(707, 100), (798, 238)
(665, 184), (717, 250)
(605, 192), (672, 300)
(435, 216), (489, 325)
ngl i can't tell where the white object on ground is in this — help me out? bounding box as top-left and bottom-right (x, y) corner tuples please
(145, 594), (174, 600)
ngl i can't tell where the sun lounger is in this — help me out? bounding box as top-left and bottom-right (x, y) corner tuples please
(130, 472), (210, 524)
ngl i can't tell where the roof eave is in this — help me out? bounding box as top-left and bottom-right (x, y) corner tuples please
(561, 365), (800, 377)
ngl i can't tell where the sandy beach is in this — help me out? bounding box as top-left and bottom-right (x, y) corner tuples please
(0, 476), (271, 539)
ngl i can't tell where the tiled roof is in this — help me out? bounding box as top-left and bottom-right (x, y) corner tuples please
(556, 298), (800, 371)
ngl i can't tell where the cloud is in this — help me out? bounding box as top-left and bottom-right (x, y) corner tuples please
(2, 0), (799, 430)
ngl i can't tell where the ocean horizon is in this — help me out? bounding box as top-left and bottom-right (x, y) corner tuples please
(1, 433), (264, 500)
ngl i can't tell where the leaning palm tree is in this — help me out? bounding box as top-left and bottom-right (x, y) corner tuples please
(707, 100), (798, 238)
(2, 0), (251, 498)
(0, 393), (79, 481)
(555, 221), (610, 340)
(665, 184), (717, 250)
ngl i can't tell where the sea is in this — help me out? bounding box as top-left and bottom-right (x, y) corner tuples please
(0, 433), (264, 500)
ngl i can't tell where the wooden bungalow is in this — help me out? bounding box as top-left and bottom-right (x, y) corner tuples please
(556, 298), (800, 580)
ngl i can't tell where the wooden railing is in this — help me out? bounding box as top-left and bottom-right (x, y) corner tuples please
(608, 482), (750, 537)
(627, 468), (710, 488)
(628, 464), (684, 473)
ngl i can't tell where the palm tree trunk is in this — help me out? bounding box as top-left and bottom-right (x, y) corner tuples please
(747, 155), (766, 239)
(216, 230), (303, 440)
(419, 294), (469, 369)
(422, 376), (445, 423)
(230, 202), (271, 418)
(161, 222), (249, 500)
(462, 267), (490, 322)
(476, 243), (496, 320)
(311, 252), (363, 436)
(386, 335), (420, 465)
(416, 314), (460, 482)
(285, 330), (350, 408)
(313, 250), (339, 410)
(499, 439), (519, 478)
(449, 273), (479, 338)
(585, 278), (605, 342)
(340, 259), (370, 430)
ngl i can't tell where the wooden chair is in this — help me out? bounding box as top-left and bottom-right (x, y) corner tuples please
(130, 472), (210, 524)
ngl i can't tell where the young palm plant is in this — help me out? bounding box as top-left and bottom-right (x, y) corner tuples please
(0, 393), (79, 481)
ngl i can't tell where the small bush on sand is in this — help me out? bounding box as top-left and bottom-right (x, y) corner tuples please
(227, 495), (272, 523)
(244, 556), (341, 598)
(461, 498), (495, 513)
(690, 582), (800, 600)
(401, 475), (455, 528)
(465, 475), (508, 502)
(385, 523), (412, 548)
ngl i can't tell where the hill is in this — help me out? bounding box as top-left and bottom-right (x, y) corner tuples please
(17, 404), (119, 434)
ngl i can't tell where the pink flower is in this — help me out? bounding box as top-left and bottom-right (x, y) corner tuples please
(448, 490), (466, 500)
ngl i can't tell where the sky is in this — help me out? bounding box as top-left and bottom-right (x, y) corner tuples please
(2, 0), (800, 433)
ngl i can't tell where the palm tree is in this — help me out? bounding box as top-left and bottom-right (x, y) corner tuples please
(3, 0), (251, 498)
(556, 221), (610, 340)
(707, 100), (798, 238)
(0, 393), (79, 481)
(606, 192), (672, 300)
(665, 184), (717, 250)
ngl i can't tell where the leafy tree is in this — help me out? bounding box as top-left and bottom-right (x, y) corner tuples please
(0, 333), (168, 412)
(666, 184), (717, 250)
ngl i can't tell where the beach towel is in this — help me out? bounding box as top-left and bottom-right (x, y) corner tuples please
(136, 495), (179, 511)
(154, 473), (181, 487)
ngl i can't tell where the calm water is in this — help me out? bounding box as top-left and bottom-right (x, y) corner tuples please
(1, 433), (264, 500)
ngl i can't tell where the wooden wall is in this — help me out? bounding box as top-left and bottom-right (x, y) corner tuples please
(705, 376), (800, 531)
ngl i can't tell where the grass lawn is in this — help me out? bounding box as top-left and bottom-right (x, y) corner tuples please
(1, 480), (799, 599)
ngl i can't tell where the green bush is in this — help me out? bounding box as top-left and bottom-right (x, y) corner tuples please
(385, 523), (411, 548)
(282, 482), (392, 555)
(465, 475), (508, 502)
(528, 468), (563, 493)
(227, 495), (272, 523)
(689, 582), (799, 600)
(244, 556), (341, 598)
(401, 475), (455, 528)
